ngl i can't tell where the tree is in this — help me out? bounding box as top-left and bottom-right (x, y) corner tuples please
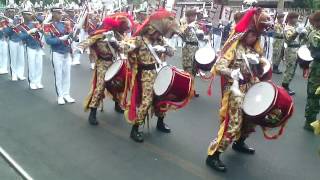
(291, 0), (320, 9)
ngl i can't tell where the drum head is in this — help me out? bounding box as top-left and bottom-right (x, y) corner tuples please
(195, 47), (216, 65)
(153, 66), (173, 96)
(243, 82), (276, 116)
(298, 45), (313, 61)
(104, 60), (123, 81)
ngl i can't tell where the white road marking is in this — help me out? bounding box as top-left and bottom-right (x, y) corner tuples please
(0, 146), (34, 180)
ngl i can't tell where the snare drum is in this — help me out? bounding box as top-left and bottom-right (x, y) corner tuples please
(297, 45), (314, 69)
(243, 81), (294, 128)
(194, 47), (216, 72)
(104, 60), (129, 95)
(153, 66), (192, 102)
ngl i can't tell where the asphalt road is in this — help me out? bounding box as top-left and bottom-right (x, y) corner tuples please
(0, 49), (319, 180)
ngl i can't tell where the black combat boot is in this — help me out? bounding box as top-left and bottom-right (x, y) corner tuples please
(232, 137), (255, 154)
(282, 83), (295, 96)
(156, 117), (171, 133)
(304, 117), (315, 132)
(130, 124), (144, 143)
(88, 108), (99, 126)
(206, 152), (227, 172)
(114, 101), (124, 114)
(194, 90), (200, 98)
(272, 65), (282, 74)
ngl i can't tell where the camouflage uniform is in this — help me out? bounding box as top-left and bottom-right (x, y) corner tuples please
(125, 28), (174, 125)
(272, 22), (284, 66)
(208, 43), (260, 155)
(81, 32), (123, 110)
(305, 29), (320, 125)
(282, 24), (299, 85)
(182, 24), (199, 76)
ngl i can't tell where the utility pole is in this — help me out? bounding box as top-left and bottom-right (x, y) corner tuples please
(277, 0), (285, 13)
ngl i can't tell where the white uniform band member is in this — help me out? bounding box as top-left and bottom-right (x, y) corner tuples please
(45, 7), (75, 105)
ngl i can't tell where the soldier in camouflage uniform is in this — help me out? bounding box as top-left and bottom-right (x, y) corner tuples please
(272, 13), (285, 74)
(181, 9), (200, 97)
(282, 12), (306, 96)
(78, 14), (132, 125)
(304, 11), (320, 131)
(123, 9), (180, 143)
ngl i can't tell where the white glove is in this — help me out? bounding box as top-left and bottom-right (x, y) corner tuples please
(74, 47), (84, 54)
(43, 13), (52, 24)
(230, 68), (244, 80)
(59, 35), (69, 41)
(295, 26), (306, 34)
(27, 28), (38, 34)
(230, 79), (243, 97)
(260, 57), (271, 75)
(188, 21), (197, 28)
(152, 45), (166, 53)
(196, 29), (204, 35)
(161, 61), (168, 66)
(301, 28), (308, 34)
(246, 53), (260, 65)
(103, 31), (118, 42)
(8, 18), (14, 26)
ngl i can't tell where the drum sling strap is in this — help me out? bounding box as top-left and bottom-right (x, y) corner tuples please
(143, 40), (165, 71)
(106, 41), (119, 62)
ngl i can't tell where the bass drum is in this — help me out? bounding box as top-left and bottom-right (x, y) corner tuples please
(104, 59), (129, 95)
(194, 47), (216, 72)
(297, 45), (313, 69)
(243, 81), (294, 128)
(153, 66), (192, 102)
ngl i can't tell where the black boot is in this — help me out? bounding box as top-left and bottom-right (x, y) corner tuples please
(156, 117), (171, 133)
(130, 125), (144, 143)
(88, 108), (99, 126)
(206, 152), (227, 172)
(304, 118), (315, 132)
(114, 101), (124, 114)
(272, 65), (282, 74)
(282, 83), (295, 96)
(194, 90), (199, 98)
(232, 137), (255, 154)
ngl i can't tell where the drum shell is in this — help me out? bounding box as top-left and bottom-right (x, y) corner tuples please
(259, 67), (272, 81)
(154, 68), (192, 103)
(105, 61), (129, 95)
(194, 58), (215, 72)
(297, 57), (312, 69)
(244, 83), (294, 128)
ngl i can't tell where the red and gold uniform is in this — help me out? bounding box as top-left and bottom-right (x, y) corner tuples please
(78, 13), (133, 125)
(206, 8), (272, 172)
(123, 9), (180, 143)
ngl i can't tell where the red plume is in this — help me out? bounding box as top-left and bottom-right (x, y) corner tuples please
(102, 17), (120, 31)
(235, 8), (257, 33)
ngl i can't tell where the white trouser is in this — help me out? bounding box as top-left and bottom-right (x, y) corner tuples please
(27, 47), (43, 85)
(0, 39), (9, 71)
(79, 29), (88, 43)
(52, 52), (72, 97)
(9, 41), (25, 78)
(72, 41), (81, 62)
(213, 34), (222, 52)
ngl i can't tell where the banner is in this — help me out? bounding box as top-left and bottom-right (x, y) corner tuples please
(208, 4), (222, 27)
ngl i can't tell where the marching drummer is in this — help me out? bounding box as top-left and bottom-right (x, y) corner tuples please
(281, 12), (307, 96)
(206, 8), (272, 172)
(78, 13), (132, 126)
(122, 9), (180, 143)
(303, 11), (320, 131)
(181, 9), (200, 97)
(272, 13), (285, 74)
